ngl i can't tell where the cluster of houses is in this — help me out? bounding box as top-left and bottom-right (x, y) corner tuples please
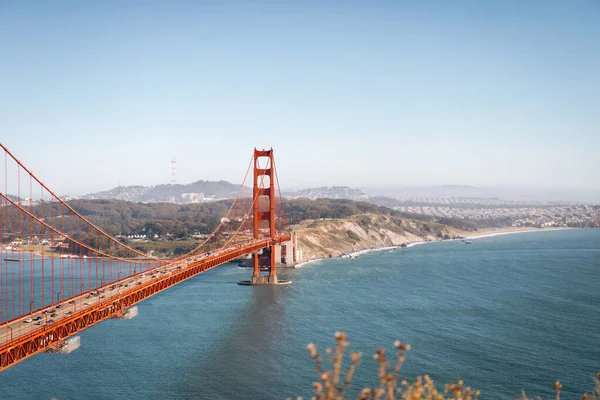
(1, 235), (69, 252)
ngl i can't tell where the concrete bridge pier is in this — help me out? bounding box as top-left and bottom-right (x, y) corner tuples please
(273, 240), (294, 266)
(238, 245), (292, 286)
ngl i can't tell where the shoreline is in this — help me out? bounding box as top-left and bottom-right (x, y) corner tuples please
(464, 226), (573, 239)
(294, 258), (326, 268)
(295, 226), (577, 267)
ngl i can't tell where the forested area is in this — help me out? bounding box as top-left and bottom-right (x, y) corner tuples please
(66, 198), (407, 236)
(2, 197), (498, 244)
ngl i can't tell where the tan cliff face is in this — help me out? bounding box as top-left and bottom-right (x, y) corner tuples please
(295, 214), (464, 261)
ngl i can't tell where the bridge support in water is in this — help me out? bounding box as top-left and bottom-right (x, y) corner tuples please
(238, 148), (291, 286)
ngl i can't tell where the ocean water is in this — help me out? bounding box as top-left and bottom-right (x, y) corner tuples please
(0, 229), (598, 399)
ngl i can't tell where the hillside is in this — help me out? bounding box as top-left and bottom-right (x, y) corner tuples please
(59, 198), (416, 238)
(284, 186), (404, 207)
(8, 197), (474, 258)
(84, 180), (250, 203)
(64, 198), (231, 237)
(296, 214), (463, 260)
(285, 186), (371, 201)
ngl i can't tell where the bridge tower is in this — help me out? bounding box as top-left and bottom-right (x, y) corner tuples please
(237, 148), (291, 286)
(252, 148), (277, 283)
(234, 148), (291, 286)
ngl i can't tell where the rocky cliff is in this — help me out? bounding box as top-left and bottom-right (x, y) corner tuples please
(295, 214), (464, 261)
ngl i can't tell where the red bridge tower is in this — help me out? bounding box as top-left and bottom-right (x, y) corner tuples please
(239, 148), (291, 286)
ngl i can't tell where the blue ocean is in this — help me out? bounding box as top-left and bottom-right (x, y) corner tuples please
(1, 229), (598, 399)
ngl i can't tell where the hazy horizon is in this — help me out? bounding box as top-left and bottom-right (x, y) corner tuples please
(63, 179), (600, 204)
(1, 1), (599, 196)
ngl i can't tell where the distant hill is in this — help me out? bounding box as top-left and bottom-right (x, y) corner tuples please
(283, 186), (405, 208)
(284, 186), (371, 201)
(363, 185), (490, 199)
(5, 194), (21, 202)
(84, 180), (251, 203)
(362, 185), (600, 203)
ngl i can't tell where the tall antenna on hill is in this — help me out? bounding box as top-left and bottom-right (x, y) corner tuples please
(171, 155), (177, 184)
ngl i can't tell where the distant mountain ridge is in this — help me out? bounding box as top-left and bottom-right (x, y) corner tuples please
(84, 180), (250, 203)
(82, 182), (595, 206)
(84, 183), (483, 205)
(283, 185), (501, 203)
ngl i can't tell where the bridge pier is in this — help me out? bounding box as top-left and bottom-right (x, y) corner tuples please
(275, 236), (299, 266)
(237, 246), (292, 286)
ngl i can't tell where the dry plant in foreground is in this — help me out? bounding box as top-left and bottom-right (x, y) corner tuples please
(519, 373), (600, 400)
(290, 332), (600, 400)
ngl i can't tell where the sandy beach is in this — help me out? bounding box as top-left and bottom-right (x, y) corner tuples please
(463, 226), (573, 239)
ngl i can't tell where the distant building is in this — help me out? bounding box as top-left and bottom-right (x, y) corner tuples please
(181, 192), (204, 203)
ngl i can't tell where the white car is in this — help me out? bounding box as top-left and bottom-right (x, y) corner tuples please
(84, 302), (92, 305)
(24, 318), (33, 323)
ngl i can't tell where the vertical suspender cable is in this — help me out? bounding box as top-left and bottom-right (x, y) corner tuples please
(51, 196), (55, 305)
(40, 183), (45, 308)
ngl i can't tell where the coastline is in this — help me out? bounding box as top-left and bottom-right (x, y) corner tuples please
(295, 226), (575, 267)
(463, 226), (573, 239)
(294, 258), (326, 268)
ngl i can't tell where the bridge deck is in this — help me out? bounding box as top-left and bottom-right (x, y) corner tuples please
(0, 237), (289, 371)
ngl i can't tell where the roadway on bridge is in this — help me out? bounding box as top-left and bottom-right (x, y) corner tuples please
(0, 247), (241, 346)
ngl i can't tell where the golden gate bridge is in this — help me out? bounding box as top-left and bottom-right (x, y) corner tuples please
(0, 144), (293, 371)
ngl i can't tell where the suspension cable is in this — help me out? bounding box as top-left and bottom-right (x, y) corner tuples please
(0, 143), (160, 261)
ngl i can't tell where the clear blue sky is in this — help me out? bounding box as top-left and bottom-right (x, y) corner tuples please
(1, 0), (599, 195)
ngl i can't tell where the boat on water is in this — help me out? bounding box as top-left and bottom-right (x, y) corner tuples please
(4, 258), (20, 262)
(464, 241), (472, 245)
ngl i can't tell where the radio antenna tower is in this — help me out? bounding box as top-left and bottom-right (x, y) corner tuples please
(171, 155), (177, 184)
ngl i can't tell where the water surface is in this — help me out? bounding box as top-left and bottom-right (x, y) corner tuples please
(0, 229), (598, 399)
